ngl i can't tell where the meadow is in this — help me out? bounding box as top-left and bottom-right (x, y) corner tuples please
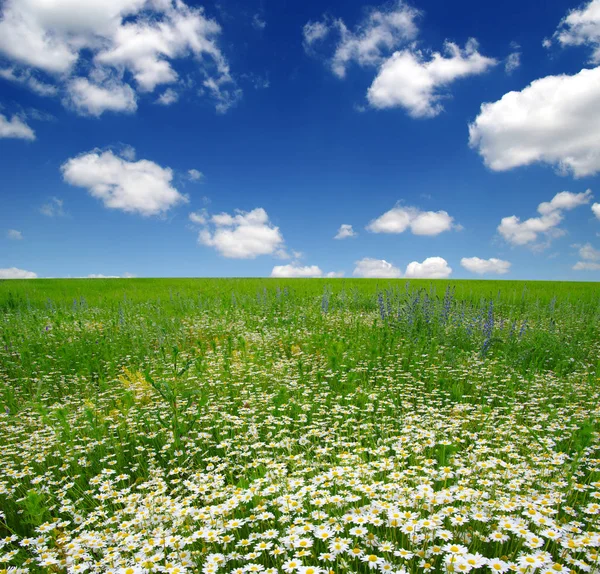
(0, 278), (599, 574)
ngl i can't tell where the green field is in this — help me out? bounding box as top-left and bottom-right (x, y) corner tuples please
(1, 278), (599, 574)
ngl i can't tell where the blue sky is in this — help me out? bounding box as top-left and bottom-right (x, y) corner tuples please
(1, 0), (600, 280)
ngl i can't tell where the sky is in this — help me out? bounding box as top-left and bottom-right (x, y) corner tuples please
(1, 0), (600, 280)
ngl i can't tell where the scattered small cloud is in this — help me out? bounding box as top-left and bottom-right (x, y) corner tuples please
(460, 257), (511, 275)
(87, 273), (136, 278)
(189, 210), (207, 225)
(198, 208), (285, 259)
(366, 205), (457, 236)
(303, 2), (420, 77)
(326, 271), (345, 278)
(573, 242), (600, 270)
(498, 190), (592, 247)
(404, 256), (452, 278)
(593, 203), (600, 220)
(271, 264), (322, 278)
(65, 75), (138, 117)
(552, 0), (600, 63)
(6, 229), (23, 240)
(188, 169), (204, 181)
(505, 49), (521, 74)
(61, 148), (188, 216)
(0, 113), (35, 140)
(334, 224), (357, 239)
(0, 267), (37, 279)
(156, 88), (179, 106)
(0, 67), (58, 96)
(353, 257), (402, 278)
(40, 197), (65, 218)
(367, 39), (497, 117)
(252, 14), (266, 30)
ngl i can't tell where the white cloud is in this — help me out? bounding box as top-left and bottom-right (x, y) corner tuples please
(0, 267), (37, 279)
(0, 67), (58, 96)
(505, 50), (521, 73)
(252, 14), (266, 31)
(61, 149), (187, 216)
(40, 197), (65, 217)
(553, 0), (600, 63)
(593, 202), (600, 219)
(156, 88), (179, 106)
(87, 273), (136, 278)
(368, 39), (496, 117)
(189, 210), (207, 224)
(498, 213), (563, 246)
(366, 206), (456, 235)
(579, 242), (600, 260)
(498, 190), (592, 246)
(270, 264), (323, 278)
(304, 2), (420, 78)
(0, 0), (239, 113)
(198, 208), (285, 259)
(326, 271), (345, 278)
(460, 257), (511, 275)
(573, 241), (600, 269)
(469, 66), (600, 177)
(66, 76), (137, 117)
(188, 169), (203, 181)
(0, 113), (35, 140)
(573, 261), (600, 270)
(353, 257), (402, 278)
(302, 20), (330, 49)
(538, 189), (592, 215)
(404, 256), (452, 278)
(334, 224), (357, 239)
(6, 229), (23, 240)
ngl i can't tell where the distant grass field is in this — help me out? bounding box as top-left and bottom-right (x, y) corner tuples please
(0, 278), (599, 573)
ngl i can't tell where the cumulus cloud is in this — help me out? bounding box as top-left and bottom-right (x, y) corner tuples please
(198, 208), (285, 259)
(573, 261), (600, 270)
(368, 39), (496, 117)
(87, 273), (136, 278)
(187, 169), (203, 181)
(573, 241), (600, 270)
(302, 20), (330, 50)
(6, 229), (23, 240)
(538, 189), (593, 214)
(353, 257), (402, 278)
(404, 256), (452, 278)
(498, 190), (592, 246)
(156, 88), (179, 106)
(61, 148), (187, 216)
(270, 264), (323, 278)
(66, 76), (137, 117)
(593, 203), (600, 219)
(326, 271), (345, 278)
(0, 0), (239, 113)
(505, 50), (521, 74)
(366, 205), (456, 235)
(552, 0), (600, 63)
(0, 113), (35, 140)
(334, 224), (357, 239)
(0, 67), (58, 96)
(469, 67), (600, 177)
(189, 210), (207, 224)
(303, 2), (420, 77)
(0, 267), (37, 279)
(40, 197), (65, 217)
(461, 257), (511, 275)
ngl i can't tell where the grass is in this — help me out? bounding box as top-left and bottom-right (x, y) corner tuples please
(0, 278), (599, 574)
